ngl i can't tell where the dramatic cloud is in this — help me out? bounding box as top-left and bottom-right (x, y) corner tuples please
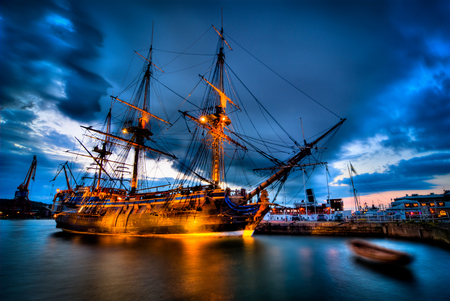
(1, 1), (108, 120)
(1, 0), (449, 206)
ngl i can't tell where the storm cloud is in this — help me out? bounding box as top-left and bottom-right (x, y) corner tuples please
(1, 0), (449, 205)
(1, 0), (108, 120)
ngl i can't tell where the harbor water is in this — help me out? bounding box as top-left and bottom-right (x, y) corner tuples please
(1, 220), (449, 301)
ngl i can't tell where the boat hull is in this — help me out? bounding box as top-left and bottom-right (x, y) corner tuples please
(56, 212), (260, 236)
(55, 189), (270, 237)
(349, 239), (413, 265)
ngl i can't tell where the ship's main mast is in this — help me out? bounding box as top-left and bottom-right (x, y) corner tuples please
(181, 23), (245, 188)
(207, 24), (239, 187)
(212, 28), (226, 186)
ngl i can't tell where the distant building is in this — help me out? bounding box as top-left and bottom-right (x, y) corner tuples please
(264, 188), (344, 221)
(329, 198), (343, 212)
(387, 190), (450, 218)
(0, 199), (52, 219)
(264, 207), (304, 221)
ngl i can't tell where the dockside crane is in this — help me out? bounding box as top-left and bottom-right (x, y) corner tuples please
(10, 155), (37, 217)
(50, 161), (77, 192)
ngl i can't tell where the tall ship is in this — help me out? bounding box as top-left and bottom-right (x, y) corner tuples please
(53, 22), (345, 237)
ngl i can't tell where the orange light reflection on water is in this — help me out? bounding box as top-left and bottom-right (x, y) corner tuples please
(178, 238), (234, 299)
(298, 247), (314, 278)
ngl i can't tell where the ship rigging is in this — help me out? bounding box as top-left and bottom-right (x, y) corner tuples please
(53, 21), (345, 237)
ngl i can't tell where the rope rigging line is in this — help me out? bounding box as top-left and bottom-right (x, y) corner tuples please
(151, 48), (215, 56)
(119, 52), (136, 92)
(160, 26), (214, 69)
(116, 66), (144, 98)
(352, 171), (391, 202)
(145, 152), (173, 187)
(231, 131), (284, 166)
(221, 67), (295, 162)
(225, 34), (342, 120)
(150, 74), (201, 109)
(163, 58), (216, 75)
(287, 169), (313, 204)
(150, 80), (169, 123)
(220, 74), (283, 162)
(232, 133), (295, 153)
(226, 63), (300, 147)
(226, 63), (295, 149)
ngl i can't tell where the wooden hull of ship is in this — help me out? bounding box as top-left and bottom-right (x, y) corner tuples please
(55, 190), (269, 237)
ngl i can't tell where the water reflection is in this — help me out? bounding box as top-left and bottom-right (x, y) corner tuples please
(353, 257), (416, 282)
(2, 221), (449, 301)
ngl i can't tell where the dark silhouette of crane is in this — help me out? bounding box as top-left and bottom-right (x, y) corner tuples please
(49, 161), (78, 213)
(9, 155), (37, 217)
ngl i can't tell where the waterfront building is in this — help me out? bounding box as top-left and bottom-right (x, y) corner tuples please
(387, 190), (450, 218)
(329, 198), (344, 212)
(263, 197), (343, 221)
(264, 207), (305, 221)
(263, 188), (347, 221)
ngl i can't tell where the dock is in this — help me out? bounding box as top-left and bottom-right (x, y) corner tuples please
(254, 221), (450, 245)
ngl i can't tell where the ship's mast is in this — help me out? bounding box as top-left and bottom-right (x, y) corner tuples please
(212, 27), (226, 186)
(77, 24), (174, 194)
(209, 19), (235, 187)
(180, 21), (245, 188)
(120, 23), (172, 194)
(130, 46), (153, 193)
(348, 163), (360, 211)
(92, 109), (112, 192)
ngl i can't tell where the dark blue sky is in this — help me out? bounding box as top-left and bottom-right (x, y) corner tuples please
(1, 0), (449, 209)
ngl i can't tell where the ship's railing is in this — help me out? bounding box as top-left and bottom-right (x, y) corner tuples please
(224, 195), (259, 214)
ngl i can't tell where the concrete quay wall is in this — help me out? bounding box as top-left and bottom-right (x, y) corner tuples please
(254, 221), (450, 245)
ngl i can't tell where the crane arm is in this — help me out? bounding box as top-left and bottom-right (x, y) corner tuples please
(19, 155), (37, 191)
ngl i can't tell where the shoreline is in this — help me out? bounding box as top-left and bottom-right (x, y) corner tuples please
(255, 220), (450, 246)
(3, 219), (449, 247)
